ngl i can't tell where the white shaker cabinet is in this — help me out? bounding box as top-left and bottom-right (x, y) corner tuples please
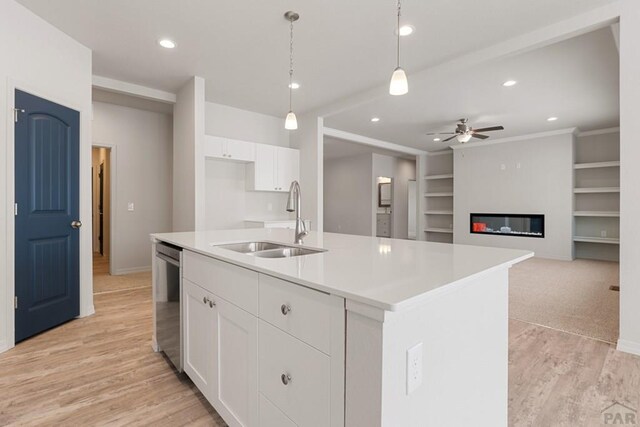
(247, 144), (299, 192)
(183, 278), (259, 427)
(204, 135), (256, 162)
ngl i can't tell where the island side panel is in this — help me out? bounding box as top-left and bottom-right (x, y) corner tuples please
(345, 267), (509, 427)
(151, 240), (159, 352)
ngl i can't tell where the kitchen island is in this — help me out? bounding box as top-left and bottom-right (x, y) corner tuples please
(151, 228), (532, 427)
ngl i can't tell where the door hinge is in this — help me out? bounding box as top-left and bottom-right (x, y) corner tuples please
(13, 108), (25, 123)
(14, 296), (18, 310)
(14, 203), (18, 216)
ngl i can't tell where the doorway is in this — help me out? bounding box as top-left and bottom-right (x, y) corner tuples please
(92, 147), (111, 277)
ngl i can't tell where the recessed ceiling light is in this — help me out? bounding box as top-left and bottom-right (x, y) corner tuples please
(433, 138), (441, 142)
(503, 80), (517, 87)
(397, 25), (415, 36)
(547, 116), (558, 122)
(371, 117), (380, 122)
(288, 82), (300, 89)
(158, 39), (176, 49)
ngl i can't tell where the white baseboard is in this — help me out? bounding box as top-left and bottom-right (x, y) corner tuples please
(0, 339), (8, 355)
(114, 266), (151, 275)
(617, 339), (640, 356)
(79, 304), (95, 318)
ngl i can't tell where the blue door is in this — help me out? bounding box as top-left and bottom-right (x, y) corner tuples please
(14, 90), (80, 342)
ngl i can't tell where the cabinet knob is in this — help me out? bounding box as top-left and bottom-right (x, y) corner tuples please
(281, 373), (292, 385)
(281, 304), (292, 315)
(203, 296), (208, 304)
(209, 300), (216, 308)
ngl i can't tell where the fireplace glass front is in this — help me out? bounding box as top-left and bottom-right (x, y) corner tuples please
(470, 213), (544, 238)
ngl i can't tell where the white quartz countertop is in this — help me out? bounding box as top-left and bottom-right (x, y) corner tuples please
(152, 229), (533, 312)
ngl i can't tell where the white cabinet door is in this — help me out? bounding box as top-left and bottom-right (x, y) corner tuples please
(276, 147), (300, 191)
(259, 394), (297, 427)
(183, 279), (216, 402)
(253, 144), (277, 191)
(226, 139), (255, 162)
(204, 135), (225, 159)
(211, 296), (259, 427)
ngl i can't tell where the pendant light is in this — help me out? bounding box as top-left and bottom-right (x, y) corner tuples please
(284, 11), (299, 130)
(389, 0), (408, 96)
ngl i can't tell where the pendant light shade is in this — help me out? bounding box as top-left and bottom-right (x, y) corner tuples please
(284, 11), (299, 130)
(389, 67), (408, 96)
(285, 111), (298, 130)
(389, 0), (408, 96)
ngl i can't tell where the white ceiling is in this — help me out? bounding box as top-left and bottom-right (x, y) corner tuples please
(325, 27), (620, 151)
(17, 0), (617, 119)
(324, 137), (414, 161)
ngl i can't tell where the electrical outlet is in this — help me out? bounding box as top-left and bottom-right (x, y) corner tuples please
(128, 202), (135, 212)
(601, 230), (607, 238)
(406, 342), (423, 395)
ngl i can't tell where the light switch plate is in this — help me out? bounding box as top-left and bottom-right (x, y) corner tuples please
(406, 342), (423, 395)
(128, 202), (135, 212)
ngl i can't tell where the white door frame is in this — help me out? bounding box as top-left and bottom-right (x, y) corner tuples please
(4, 78), (93, 352)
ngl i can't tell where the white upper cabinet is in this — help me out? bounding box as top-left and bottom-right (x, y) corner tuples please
(247, 145), (300, 193)
(204, 135), (255, 163)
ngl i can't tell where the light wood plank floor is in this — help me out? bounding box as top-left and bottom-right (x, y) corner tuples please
(1, 273), (639, 426)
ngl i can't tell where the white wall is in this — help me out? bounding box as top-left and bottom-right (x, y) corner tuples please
(393, 159), (417, 239)
(173, 76), (205, 232)
(290, 115), (324, 232)
(0, 0), (93, 353)
(453, 131), (574, 260)
(92, 101), (173, 274)
(618, 0), (640, 355)
(324, 154), (373, 236)
(202, 102), (293, 231)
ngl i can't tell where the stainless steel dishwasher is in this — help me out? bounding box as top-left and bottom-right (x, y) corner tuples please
(155, 242), (183, 372)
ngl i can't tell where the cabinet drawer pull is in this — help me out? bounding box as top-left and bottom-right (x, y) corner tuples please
(280, 304), (292, 315)
(281, 373), (292, 385)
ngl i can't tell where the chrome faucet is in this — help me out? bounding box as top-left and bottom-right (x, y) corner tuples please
(286, 181), (308, 245)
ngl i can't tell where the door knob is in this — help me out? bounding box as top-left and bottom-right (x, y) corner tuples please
(281, 304), (292, 315)
(281, 373), (292, 385)
(71, 220), (82, 229)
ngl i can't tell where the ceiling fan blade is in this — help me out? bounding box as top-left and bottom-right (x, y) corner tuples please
(473, 126), (504, 133)
(425, 132), (455, 135)
(442, 135), (458, 142)
(472, 134), (490, 140)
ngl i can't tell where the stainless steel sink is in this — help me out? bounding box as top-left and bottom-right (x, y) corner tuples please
(213, 241), (326, 258)
(252, 247), (325, 258)
(214, 241), (285, 254)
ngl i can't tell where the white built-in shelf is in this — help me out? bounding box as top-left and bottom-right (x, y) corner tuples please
(424, 228), (454, 234)
(424, 192), (454, 197)
(573, 187), (620, 194)
(424, 210), (454, 215)
(424, 174), (454, 180)
(573, 211), (620, 217)
(573, 161), (620, 170)
(573, 236), (620, 245)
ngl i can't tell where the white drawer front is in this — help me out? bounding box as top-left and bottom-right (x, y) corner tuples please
(259, 394), (297, 427)
(184, 250), (258, 315)
(259, 274), (332, 354)
(258, 321), (330, 427)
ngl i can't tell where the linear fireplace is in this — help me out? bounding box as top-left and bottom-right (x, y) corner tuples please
(470, 213), (544, 238)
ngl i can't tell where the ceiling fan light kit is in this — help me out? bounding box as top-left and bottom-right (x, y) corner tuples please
(284, 11), (299, 130)
(427, 118), (505, 144)
(389, 0), (408, 96)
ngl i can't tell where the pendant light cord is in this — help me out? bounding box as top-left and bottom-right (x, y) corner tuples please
(289, 18), (294, 111)
(396, 0), (401, 68)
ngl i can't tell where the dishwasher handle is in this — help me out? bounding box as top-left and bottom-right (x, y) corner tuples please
(156, 252), (180, 267)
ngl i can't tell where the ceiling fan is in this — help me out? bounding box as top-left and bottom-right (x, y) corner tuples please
(426, 118), (504, 143)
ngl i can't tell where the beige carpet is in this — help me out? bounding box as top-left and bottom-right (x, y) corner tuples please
(93, 254), (151, 294)
(509, 257), (619, 344)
